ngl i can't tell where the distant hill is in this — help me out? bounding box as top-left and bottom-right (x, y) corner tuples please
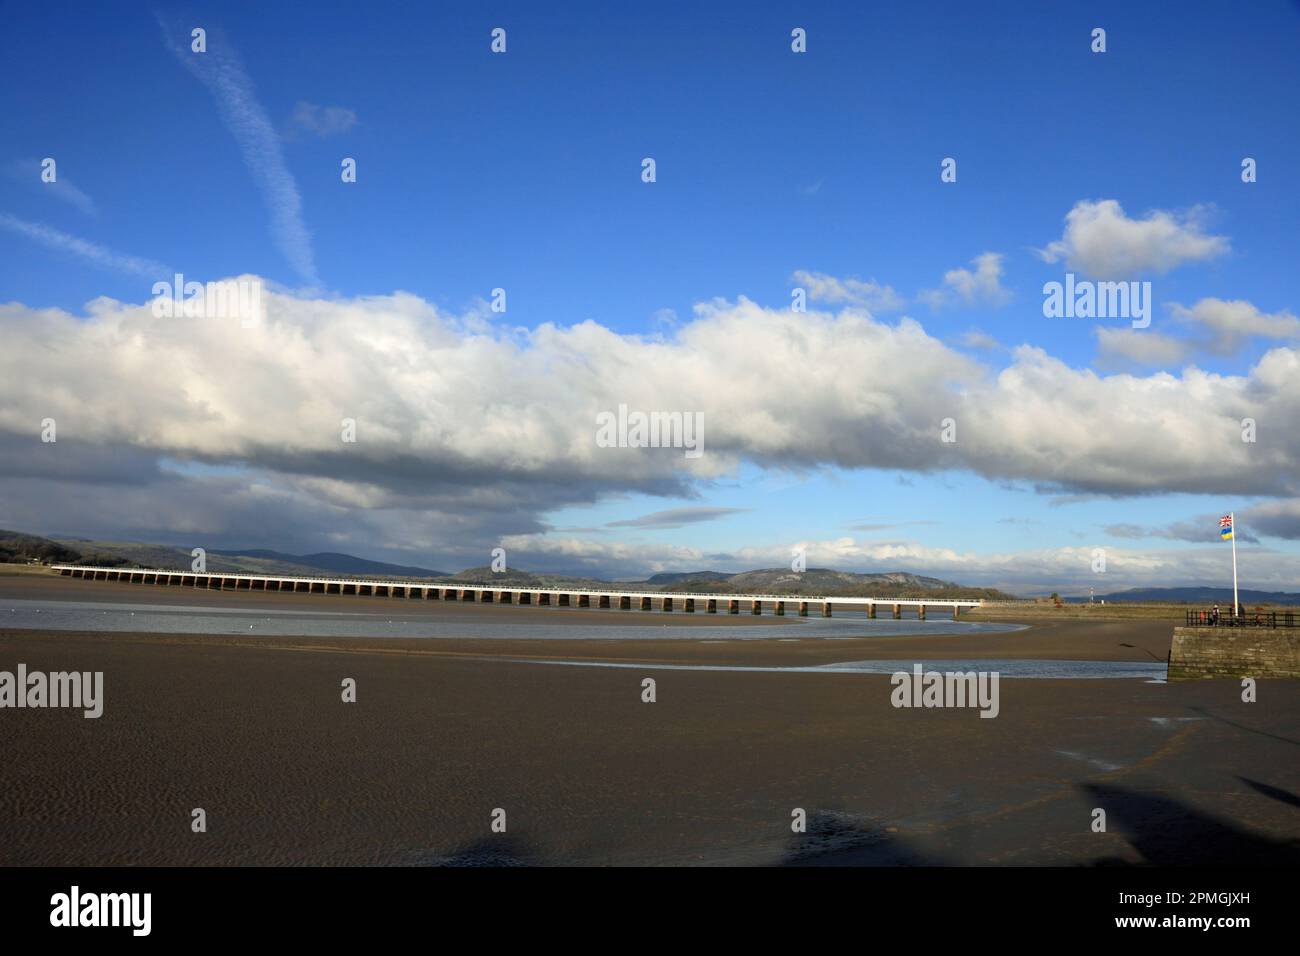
(642, 571), (732, 586)
(23, 533), (448, 578)
(641, 568), (1013, 599)
(437, 567), (1010, 598)
(210, 549), (447, 578)
(0, 530), (128, 567)
(438, 566), (615, 589)
(1094, 587), (1300, 606)
(438, 566), (546, 586)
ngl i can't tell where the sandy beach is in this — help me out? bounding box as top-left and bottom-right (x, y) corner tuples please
(1, 574), (1297, 866)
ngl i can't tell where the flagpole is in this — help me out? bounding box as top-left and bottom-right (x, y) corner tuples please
(1231, 511), (1239, 620)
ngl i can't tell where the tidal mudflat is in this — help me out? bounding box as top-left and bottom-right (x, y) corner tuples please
(0, 576), (1295, 866)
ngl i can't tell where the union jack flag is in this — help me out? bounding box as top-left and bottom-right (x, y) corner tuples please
(1220, 514), (1234, 540)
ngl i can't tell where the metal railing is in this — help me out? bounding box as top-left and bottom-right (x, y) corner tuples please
(1184, 610), (1298, 628)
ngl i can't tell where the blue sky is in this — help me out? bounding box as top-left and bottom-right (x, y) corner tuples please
(1, 1), (1299, 593)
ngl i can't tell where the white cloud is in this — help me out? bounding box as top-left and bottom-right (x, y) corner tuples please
(792, 270), (904, 312)
(1095, 327), (1192, 367)
(921, 252), (1012, 308)
(288, 101), (358, 138)
(1038, 199), (1229, 279)
(1, 281), (1295, 494)
(1171, 298), (1300, 354)
(1095, 298), (1299, 366)
(960, 329), (1002, 350)
(1, 283), (1297, 574)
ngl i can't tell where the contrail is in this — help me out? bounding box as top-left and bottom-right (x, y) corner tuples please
(5, 158), (97, 216)
(160, 20), (320, 286)
(0, 212), (171, 278)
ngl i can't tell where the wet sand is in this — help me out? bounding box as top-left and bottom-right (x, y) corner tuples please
(1, 576), (1297, 866)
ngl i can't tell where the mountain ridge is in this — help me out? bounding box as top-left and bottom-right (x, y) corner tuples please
(1089, 586), (1300, 605)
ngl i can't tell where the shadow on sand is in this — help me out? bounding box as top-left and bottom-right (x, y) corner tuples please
(1236, 776), (1300, 811)
(773, 809), (951, 866)
(773, 786), (1300, 867)
(412, 788), (1299, 866)
(1187, 704), (1300, 748)
(1081, 783), (1300, 867)
(422, 833), (542, 867)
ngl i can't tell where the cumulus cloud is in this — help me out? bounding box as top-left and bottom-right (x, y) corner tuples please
(960, 329), (1002, 350)
(792, 270), (904, 312)
(1171, 298), (1300, 354)
(287, 101), (358, 138)
(1096, 298), (1298, 366)
(1038, 199), (1229, 279)
(1, 282), (1297, 572)
(920, 252), (1012, 308)
(1095, 327), (1192, 367)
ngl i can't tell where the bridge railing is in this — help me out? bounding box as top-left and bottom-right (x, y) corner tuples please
(1184, 610), (1298, 629)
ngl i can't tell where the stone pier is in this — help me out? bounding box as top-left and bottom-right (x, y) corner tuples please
(1169, 626), (1300, 680)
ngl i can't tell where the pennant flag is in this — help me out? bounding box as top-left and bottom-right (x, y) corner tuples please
(1219, 514), (1234, 540)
